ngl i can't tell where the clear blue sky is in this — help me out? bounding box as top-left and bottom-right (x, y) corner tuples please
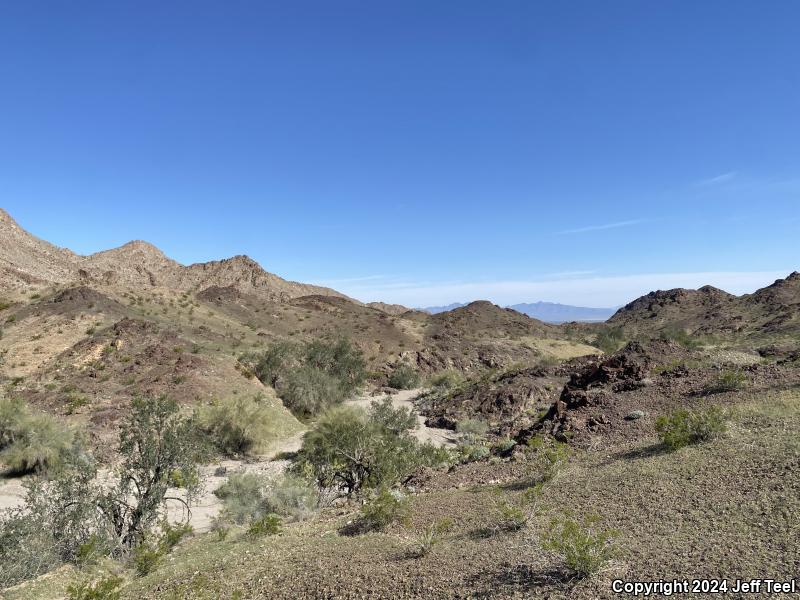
(1, 1), (798, 306)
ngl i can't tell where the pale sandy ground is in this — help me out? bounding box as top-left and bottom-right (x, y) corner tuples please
(0, 389), (456, 532)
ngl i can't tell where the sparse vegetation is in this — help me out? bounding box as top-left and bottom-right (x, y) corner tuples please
(660, 325), (702, 349)
(655, 407), (728, 450)
(456, 418), (488, 442)
(247, 513), (282, 536)
(66, 575), (124, 600)
(494, 483), (545, 532)
(411, 518), (453, 557)
(541, 513), (618, 578)
(427, 370), (465, 390)
(704, 368), (747, 393)
(215, 472), (319, 524)
(593, 326), (626, 354)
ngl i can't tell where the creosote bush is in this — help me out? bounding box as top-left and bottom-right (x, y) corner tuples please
(541, 513), (618, 578)
(659, 325), (702, 350)
(214, 472), (267, 524)
(655, 407), (727, 450)
(387, 364), (420, 390)
(494, 483), (546, 532)
(593, 326), (626, 354)
(359, 487), (411, 532)
(456, 418), (488, 443)
(427, 370), (465, 390)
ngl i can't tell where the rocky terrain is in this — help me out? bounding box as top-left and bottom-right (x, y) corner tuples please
(607, 272), (800, 349)
(0, 209), (591, 450)
(2, 207), (799, 599)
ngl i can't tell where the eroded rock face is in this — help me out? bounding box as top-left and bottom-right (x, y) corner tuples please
(539, 340), (688, 440)
(418, 365), (560, 437)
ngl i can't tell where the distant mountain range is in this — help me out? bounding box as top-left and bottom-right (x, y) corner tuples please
(419, 301), (617, 323)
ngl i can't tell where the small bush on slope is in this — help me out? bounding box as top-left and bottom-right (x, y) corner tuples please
(359, 487), (411, 532)
(214, 472), (267, 524)
(656, 407), (728, 451)
(541, 513), (618, 578)
(704, 369), (747, 394)
(199, 394), (280, 456)
(66, 575), (124, 600)
(593, 326), (626, 354)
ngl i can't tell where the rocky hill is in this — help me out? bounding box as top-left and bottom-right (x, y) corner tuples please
(607, 273), (800, 345)
(0, 208), (349, 302)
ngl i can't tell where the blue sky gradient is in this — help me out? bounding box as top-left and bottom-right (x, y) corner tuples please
(1, 2), (798, 306)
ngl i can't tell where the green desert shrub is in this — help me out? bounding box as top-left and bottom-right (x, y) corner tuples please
(250, 341), (303, 387)
(66, 575), (124, 600)
(215, 472), (319, 525)
(0, 455), (106, 588)
(541, 513), (618, 578)
(247, 513), (282, 536)
(387, 364), (420, 390)
(593, 326), (626, 354)
(263, 474), (319, 521)
(369, 396), (417, 435)
(655, 407), (727, 450)
(281, 365), (343, 417)
(252, 338), (366, 417)
(133, 543), (162, 576)
(292, 401), (447, 498)
(427, 370), (465, 390)
(454, 443), (490, 463)
(0, 397), (77, 475)
(359, 487), (411, 532)
(705, 369), (747, 393)
(158, 520), (193, 553)
(526, 436), (571, 482)
(0, 394), (204, 586)
(456, 418), (488, 443)
(494, 483), (545, 532)
(199, 394), (278, 456)
(214, 472), (268, 524)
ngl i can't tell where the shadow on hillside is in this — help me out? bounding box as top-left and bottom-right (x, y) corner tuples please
(612, 443), (671, 462)
(464, 564), (574, 596)
(500, 477), (545, 492)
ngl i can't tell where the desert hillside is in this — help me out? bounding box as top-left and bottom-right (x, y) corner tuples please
(2, 209), (799, 599)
